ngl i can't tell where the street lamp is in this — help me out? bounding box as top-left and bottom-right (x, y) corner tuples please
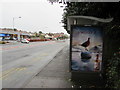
(12, 17), (21, 41)
(13, 16), (21, 30)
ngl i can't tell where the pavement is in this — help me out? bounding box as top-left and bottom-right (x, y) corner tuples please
(24, 46), (72, 88)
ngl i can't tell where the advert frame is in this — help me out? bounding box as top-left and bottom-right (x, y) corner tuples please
(69, 25), (104, 73)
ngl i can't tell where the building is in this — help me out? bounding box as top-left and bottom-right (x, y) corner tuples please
(0, 28), (31, 41)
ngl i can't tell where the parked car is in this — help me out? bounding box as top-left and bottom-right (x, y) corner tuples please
(21, 39), (29, 44)
(5, 37), (10, 40)
(9, 37), (17, 40)
(0, 37), (2, 41)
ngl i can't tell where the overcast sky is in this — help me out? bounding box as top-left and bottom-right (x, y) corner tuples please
(1, 0), (68, 34)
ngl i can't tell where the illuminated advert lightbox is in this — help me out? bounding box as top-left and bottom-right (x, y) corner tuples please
(70, 25), (103, 72)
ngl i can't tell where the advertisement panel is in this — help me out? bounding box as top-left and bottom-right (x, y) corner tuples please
(70, 25), (103, 72)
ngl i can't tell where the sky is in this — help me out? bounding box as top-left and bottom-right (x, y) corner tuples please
(0, 0), (68, 34)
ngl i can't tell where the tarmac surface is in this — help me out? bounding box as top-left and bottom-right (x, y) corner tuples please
(24, 46), (72, 88)
(1, 40), (69, 88)
(1, 40), (104, 89)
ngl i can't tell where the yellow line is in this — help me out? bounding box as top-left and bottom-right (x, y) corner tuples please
(33, 57), (41, 61)
(0, 65), (2, 68)
(1, 74), (9, 80)
(1, 53), (49, 80)
(29, 53), (49, 64)
(0, 68), (15, 77)
(29, 56), (42, 63)
(0, 68), (15, 80)
(0, 67), (26, 80)
(29, 58), (41, 64)
(28, 53), (49, 64)
(15, 67), (26, 71)
(41, 53), (48, 56)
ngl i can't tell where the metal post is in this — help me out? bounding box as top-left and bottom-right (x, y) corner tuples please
(13, 17), (14, 30)
(17, 33), (20, 41)
(12, 17), (21, 41)
(13, 17), (21, 30)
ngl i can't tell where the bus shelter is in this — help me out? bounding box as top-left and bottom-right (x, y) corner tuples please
(67, 16), (113, 80)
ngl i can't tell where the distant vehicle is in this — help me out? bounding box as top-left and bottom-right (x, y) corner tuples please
(21, 39), (29, 44)
(9, 37), (17, 40)
(5, 37), (10, 40)
(26, 38), (30, 41)
(0, 37), (2, 41)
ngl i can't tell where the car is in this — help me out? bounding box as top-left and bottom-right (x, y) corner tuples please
(0, 37), (2, 41)
(26, 38), (30, 41)
(21, 39), (29, 44)
(9, 37), (17, 40)
(5, 37), (10, 40)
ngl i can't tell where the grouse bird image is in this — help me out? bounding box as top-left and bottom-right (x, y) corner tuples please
(80, 38), (90, 51)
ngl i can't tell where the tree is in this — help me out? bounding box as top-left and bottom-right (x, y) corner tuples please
(62, 2), (120, 33)
(63, 2), (120, 88)
(48, 0), (66, 4)
(34, 32), (39, 37)
(39, 31), (42, 34)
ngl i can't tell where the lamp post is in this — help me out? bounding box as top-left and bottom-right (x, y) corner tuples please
(13, 16), (21, 41)
(13, 16), (21, 30)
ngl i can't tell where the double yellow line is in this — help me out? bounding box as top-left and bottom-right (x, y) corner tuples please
(0, 53), (49, 80)
(0, 67), (26, 80)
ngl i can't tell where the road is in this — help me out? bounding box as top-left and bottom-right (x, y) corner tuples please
(0, 40), (69, 88)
